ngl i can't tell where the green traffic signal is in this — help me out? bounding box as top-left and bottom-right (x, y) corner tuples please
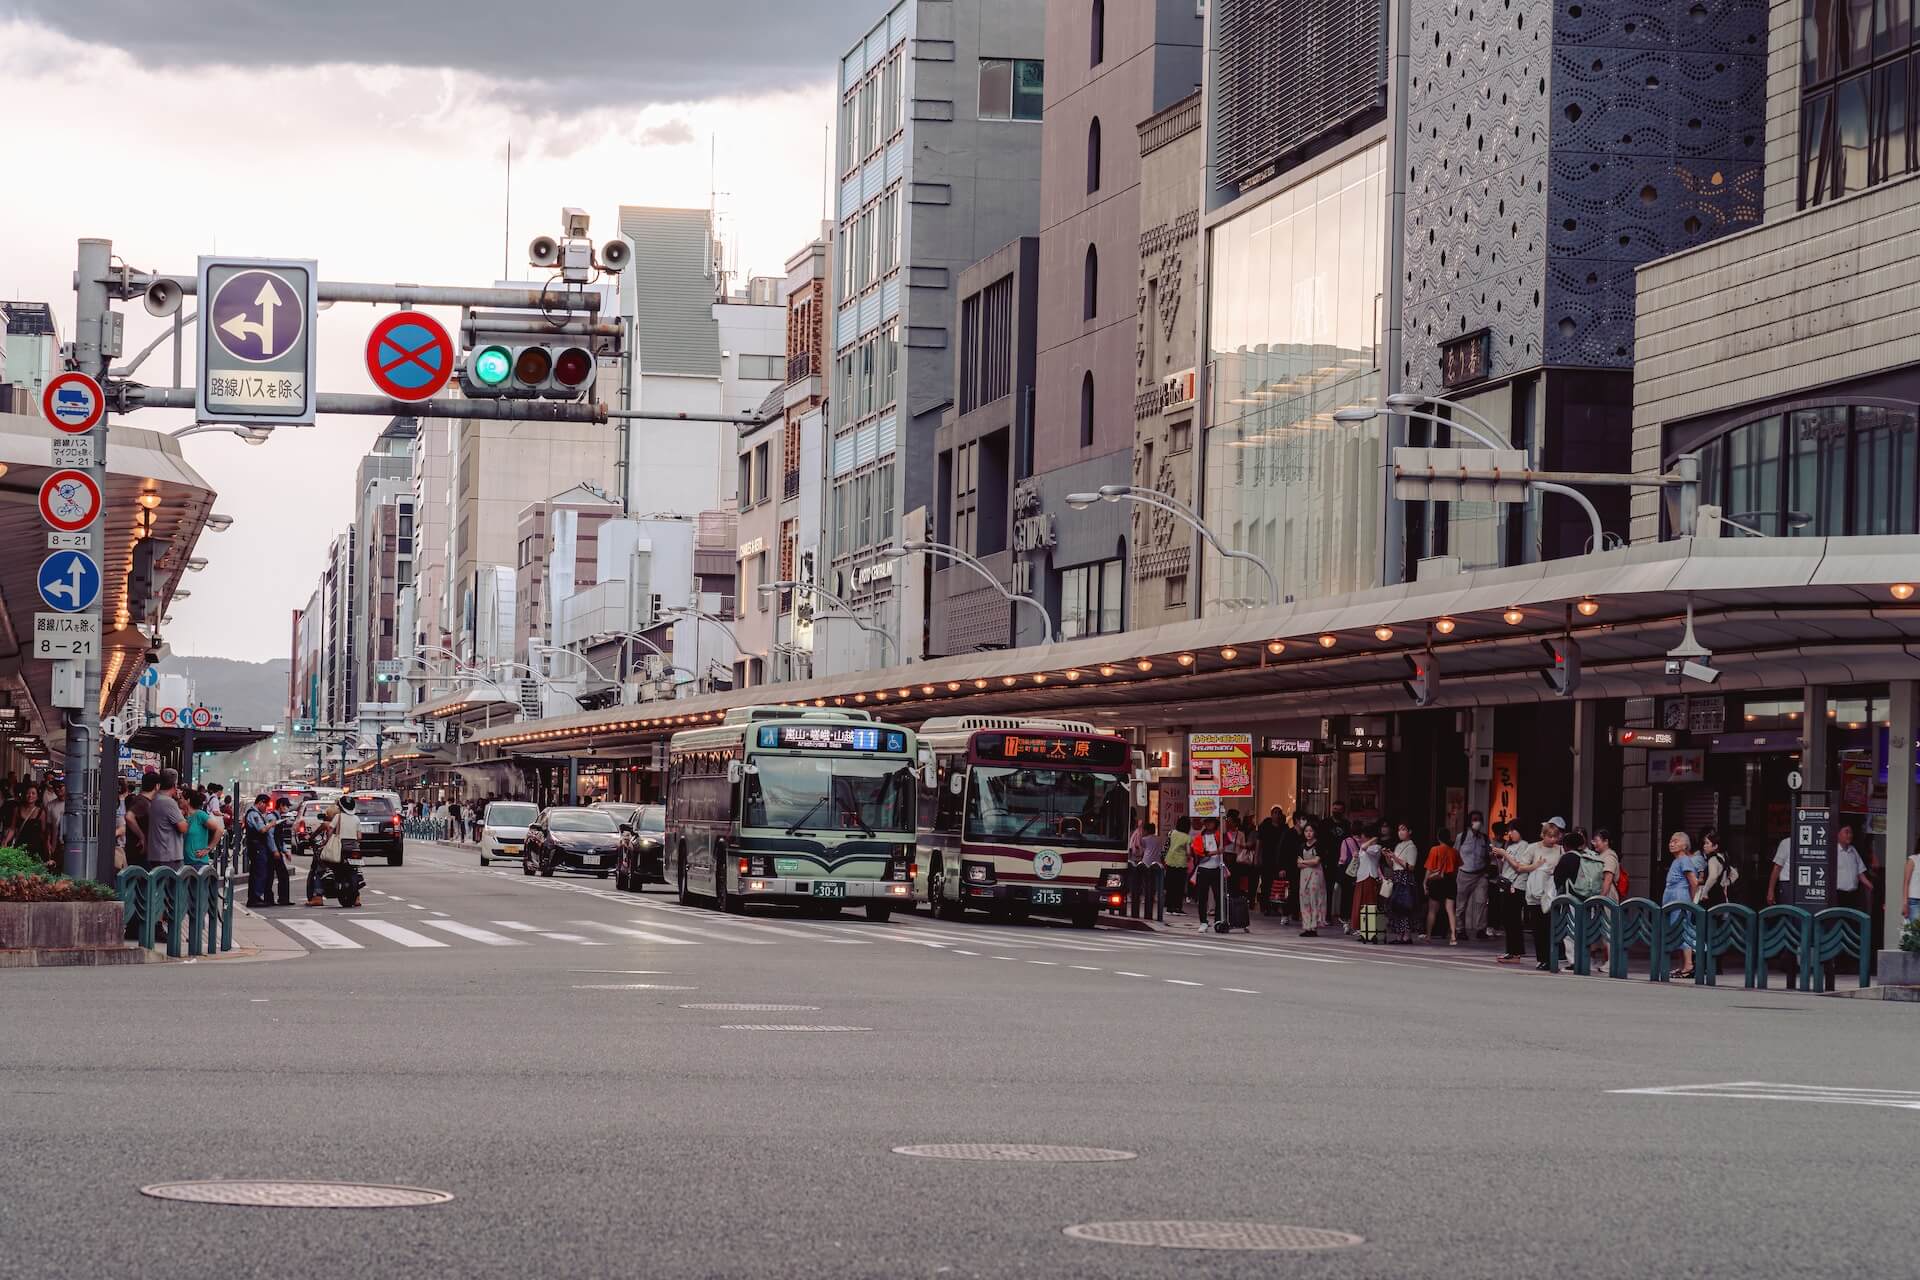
(472, 345), (513, 387)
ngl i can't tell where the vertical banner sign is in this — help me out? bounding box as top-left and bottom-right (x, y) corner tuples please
(1186, 732), (1253, 819)
(1791, 805), (1835, 910)
(1488, 752), (1521, 827)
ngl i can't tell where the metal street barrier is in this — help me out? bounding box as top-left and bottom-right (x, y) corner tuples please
(1550, 896), (1874, 991)
(118, 865), (235, 958)
(403, 819), (450, 841)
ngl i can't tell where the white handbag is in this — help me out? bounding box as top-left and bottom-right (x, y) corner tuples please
(315, 821), (343, 864)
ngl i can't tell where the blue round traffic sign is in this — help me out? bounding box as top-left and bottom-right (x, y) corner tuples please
(37, 550), (101, 613)
(139, 666), (159, 688)
(210, 269), (304, 363)
(366, 311), (454, 401)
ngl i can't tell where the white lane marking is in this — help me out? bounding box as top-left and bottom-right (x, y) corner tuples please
(633, 901), (870, 943)
(1163, 978), (1203, 987)
(350, 920), (450, 948)
(897, 924), (1117, 953)
(280, 919), (363, 950)
(407, 904), (426, 911)
(420, 920), (526, 946)
(492, 921), (540, 931)
(616, 916), (776, 944)
(1611, 1081), (1920, 1111)
(1026, 960), (1057, 966)
(575, 921), (699, 946)
(818, 924), (946, 949)
(538, 933), (606, 945)
(955, 949), (979, 956)
(1113, 971), (1149, 978)
(1097, 934), (1349, 964)
(430, 912), (449, 918)
(1223, 988), (1262, 995)
(1070, 965), (1102, 971)
(991, 955), (1017, 961)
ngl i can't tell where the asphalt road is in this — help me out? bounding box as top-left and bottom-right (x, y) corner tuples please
(2, 839), (1913, 1279)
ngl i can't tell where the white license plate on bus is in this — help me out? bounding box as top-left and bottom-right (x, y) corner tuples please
(812, 881), (846, 899)
(1031, 888), (1064, 906)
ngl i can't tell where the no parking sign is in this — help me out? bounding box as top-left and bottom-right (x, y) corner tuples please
(365, 311), (453, 401)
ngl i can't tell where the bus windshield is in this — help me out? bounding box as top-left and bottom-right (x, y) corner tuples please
(964, 767), (1131, 848)
(744, 756), (916, 834)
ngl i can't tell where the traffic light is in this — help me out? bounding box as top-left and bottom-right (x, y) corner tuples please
(458, 339), (596, 399)
(1403, 648), (1439, 707)
(1541, 636), (1582, 698)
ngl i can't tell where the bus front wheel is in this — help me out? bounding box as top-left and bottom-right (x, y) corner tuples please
(929, 866), (963, 921)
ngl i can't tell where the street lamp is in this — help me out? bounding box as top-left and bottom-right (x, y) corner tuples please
(759, 581), (899, 658)
(885, 540), (1057, 643)
(170, 424), (273, 445)
(1064, 484), (1279, 608)
(204, 513), (234, 532)
(1333, 402), (1610, 553)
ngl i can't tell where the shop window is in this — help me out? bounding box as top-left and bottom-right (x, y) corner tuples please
(1676, 404), (1920, 537)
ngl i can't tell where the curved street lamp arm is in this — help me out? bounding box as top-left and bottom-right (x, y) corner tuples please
(1392, 393), (1529, 467)
(1116, 490), (1278, 607)
(787, 585), (899, 656)
(532, 642), (614, 684)
(1390, 407), (1605, 551)
(900, 541), (1057, 642)
(1531, 482), (1608, 554)
(112, 310), (197, 379)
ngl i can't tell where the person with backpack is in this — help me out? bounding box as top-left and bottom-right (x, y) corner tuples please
(1695, 828), (1739, 907)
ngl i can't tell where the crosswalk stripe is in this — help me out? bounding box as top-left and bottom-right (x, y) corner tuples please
(536, 932), (605, 945)
(893, 924), (1117, 953)
(350, 919), (451, 948)
(420, 921), (525, 946)
(632, 901), (870, 943)
(575, 921), (699, 946)
(609, 916), (775, 944)
(492, 921), (540, 931)
(281, 919), (364, 950)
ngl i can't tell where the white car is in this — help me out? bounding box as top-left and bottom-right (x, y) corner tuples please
(477, 801), (538, 866)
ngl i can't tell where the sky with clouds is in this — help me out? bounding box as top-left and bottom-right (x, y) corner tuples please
(0, 2), (848, 665)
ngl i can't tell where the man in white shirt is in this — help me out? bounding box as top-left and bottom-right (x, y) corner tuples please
(1767, 834), (1792, 906)
(1834, 824), (1873, 909)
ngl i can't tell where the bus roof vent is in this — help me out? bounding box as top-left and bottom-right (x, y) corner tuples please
(724, 705), (877, 725)
(918, 715), (1101, 735)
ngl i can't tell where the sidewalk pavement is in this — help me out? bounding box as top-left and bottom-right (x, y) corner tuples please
(202, 901), (306, 964)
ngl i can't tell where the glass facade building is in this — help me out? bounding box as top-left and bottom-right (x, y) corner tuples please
(1203, 142), (1387, 611)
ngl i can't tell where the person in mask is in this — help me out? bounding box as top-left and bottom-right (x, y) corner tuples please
(1455, 809), (1493, 939)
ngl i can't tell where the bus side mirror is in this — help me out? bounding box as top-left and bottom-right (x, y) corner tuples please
(949, 772), (964, 796)
(1134, 782), (1149, 808)
(922, 762), (938, 790)
(726, 760), (745, 785)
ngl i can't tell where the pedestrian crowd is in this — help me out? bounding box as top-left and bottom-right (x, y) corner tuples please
(0, 777), (67, 870)
(1117, 802), (1889, 977)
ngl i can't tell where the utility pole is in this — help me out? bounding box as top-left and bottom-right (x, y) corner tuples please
(67, 239), (111, 882)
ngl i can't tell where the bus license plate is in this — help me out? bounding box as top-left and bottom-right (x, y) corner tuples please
(812, 881), (847, 899)
(1031, 888), (1063, 906)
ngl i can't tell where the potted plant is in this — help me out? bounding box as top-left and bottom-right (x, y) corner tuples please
(0, 847), (126, 957)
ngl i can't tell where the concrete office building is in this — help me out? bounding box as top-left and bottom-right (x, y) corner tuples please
(821, 0), (1048, 674)
(931, 237), (1041, 653)
(0, 302), (58, 414)
(1128, 88), (1204, 631)
(406, 417), (452, 699)
(1024, 0), (1203, 642)
(618, 206), (784, 519)
(514, 489), (622, 668)
(352, 418), (416, 710)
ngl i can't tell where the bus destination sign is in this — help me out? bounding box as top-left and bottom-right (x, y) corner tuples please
(973, 732), (1131, 768)
(760, 724), (908, 753)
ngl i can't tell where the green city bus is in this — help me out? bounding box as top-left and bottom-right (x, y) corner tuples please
(664, 706), (928, 921)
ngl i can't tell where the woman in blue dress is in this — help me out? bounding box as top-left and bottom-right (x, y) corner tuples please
(1661, 830), (1703, 978)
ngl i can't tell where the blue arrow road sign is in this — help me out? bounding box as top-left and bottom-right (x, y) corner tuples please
(37, 551), (100, 613)
(139, 666), (159, 687)
(211, 269), (304, 362)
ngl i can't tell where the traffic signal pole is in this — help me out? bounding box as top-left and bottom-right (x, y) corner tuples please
(66, 239), (111, 882)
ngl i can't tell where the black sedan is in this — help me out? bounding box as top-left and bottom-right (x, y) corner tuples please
(521, 807), (623, 878)
(609, 804), (667, 892)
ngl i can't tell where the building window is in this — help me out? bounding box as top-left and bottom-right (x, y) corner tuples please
(1798, 0), (1919, 207)
(738, 454), (754, 509)
(1080, 372), (1095, 447)
(1087, 117), (1102, 192)
(1165, 573), (1187, 608)
(979, 58), (1045, 120)
(1083, 245), (1098, 320)
(754, 442), (771, 505)
(1091, 0), (1105, 66)
(739, 354), (784, 381)
(958, 273), (1015, 414)
(1676, 403), (1920, 537)
(1061, 558), (1124, 638)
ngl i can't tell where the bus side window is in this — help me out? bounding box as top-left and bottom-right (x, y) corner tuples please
(935, 762), (963, 834)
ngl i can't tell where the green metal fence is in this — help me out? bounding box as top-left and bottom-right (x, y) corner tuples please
(118, 865), (235, 958)
(1548, 895), (1871, 989)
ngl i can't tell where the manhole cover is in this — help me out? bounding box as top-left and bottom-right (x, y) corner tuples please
(680, 1003), (821, 1011)
(1065, 1221), (1363, 1251)
(140, 1181), (454, 1209)
(894, 1144), (1137, 1163)
(571, 984), (696, 991)
(717, 1024), (871, 1032)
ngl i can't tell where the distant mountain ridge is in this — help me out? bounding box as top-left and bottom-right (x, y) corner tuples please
(157, 655), (291, 730)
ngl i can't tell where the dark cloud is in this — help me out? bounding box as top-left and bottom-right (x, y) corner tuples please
(3, 0), (848, 104)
